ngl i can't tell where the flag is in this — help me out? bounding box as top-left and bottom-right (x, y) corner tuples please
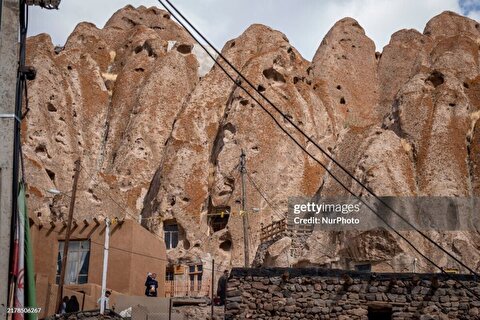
(13, 183), (25, 320)
(11, 182), (37, 320)
(21, 183), (37, 320)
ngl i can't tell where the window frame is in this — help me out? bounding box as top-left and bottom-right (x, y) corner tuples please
(188, 264), (203, 291)
(56, 239), (90, 285)
(164, 224), (179, 249)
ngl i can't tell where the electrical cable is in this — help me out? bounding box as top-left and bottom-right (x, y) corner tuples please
(8, 0), (29, 308)
(157, 0), (479, 278)
(158, 0), (480, 276)
(45, 223), (225, 274)
(155, 0), (480, 298)
(49, 228), (226, 277)
(245, 169), (285, 220)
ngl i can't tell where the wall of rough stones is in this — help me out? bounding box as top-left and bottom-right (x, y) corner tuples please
(44, 309), (123, 320)
(225, 268), (480, 320)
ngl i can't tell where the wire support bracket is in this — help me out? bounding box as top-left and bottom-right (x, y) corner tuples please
(0, 113), (21, 123)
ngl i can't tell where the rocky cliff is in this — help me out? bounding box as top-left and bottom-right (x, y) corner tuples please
(24, 6), (480, 273)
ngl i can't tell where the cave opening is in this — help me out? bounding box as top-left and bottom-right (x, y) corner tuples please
(207, 205), (230, 233)
(220, 239), (232, 251)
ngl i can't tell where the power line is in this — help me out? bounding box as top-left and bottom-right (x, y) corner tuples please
(89, 239), (225, 274)
(156, 0), (480, 295)
(45, 224), (226, 274)
(165, 0), (478, 278)
(244, 168), (285, 220)
(56, 149), (247, 264)
(157, 0), (479, 276)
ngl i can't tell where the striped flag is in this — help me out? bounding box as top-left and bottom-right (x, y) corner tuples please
(12, 183), (25, 320)
(10, 182), (37, 320)
(21, 183), (37, 320)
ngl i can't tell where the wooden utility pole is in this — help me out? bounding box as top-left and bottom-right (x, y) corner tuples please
(240, 150), (250, 267)
(55, 158), (81, 313)
(0, 1), (20, 317)
(210, 258), (215, 319)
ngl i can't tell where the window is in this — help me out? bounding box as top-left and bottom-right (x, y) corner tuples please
(165, 266), (174, 281)
(164, 224), (179, 249)
(188, 264), (203, 292)
(355, 264), (372, 272)
(56, 240), (90, 285)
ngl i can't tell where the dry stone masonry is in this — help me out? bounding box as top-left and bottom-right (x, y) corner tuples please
(225, 268), (480, 319)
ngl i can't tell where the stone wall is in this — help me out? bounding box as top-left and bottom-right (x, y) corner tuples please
(225, 268), (480, 320)
(45, 309), (123, 320)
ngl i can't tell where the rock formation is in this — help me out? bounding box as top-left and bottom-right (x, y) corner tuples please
(24, 6), (480, 273)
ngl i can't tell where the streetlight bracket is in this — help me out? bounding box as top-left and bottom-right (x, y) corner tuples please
(25, 0), (61, 9)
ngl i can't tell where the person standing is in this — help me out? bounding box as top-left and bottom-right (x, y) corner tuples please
(217, 270), (229, 306)
(58, 296), (69, 314)
(65, 295), (79, 313)
(144, 272), (153, 296)
(148, 273), (159, 297)
(97, 290), (111, 310)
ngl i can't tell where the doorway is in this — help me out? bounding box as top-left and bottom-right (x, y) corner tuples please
(368, 306), (392, 320)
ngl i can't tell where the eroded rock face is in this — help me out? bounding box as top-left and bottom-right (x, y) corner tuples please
(24, 7), (480, 273)
(24, 5), (198, 223)
(312, 18), (380, 130)
(140, 24), (333, 267)
(307, 11), (480, 272)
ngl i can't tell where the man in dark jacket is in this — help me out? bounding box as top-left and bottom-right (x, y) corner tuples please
(145, 273), (159, 297)
(217, 270), (229, 306)
(144, 273), (153, 296)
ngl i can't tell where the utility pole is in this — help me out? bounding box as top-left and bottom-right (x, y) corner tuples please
(100, 218), (110, 315)
(240, 150), (250, 267)
(55, 158), (81, 313)
(0, 0), (20, 317)
(210, 258), (214, 319)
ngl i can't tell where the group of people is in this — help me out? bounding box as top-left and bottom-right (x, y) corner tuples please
(144, 272), (159, 297)
(58, 269), (228, 313)
(58, 291), (112, 314)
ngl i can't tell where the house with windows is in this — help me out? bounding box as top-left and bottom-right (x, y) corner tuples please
(29, 218), (167, 318)
(161, 218), (213, 298)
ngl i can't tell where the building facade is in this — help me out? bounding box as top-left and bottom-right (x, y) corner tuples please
(30, 219), (167, 318)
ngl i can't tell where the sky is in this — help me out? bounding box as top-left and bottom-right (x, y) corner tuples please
(28, 0), (480, 61)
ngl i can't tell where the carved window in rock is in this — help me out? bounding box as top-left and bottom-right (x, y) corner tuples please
(208, 206), (230, 233)
(164, 223), (179, 250)
(354, 263), (371, 272)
